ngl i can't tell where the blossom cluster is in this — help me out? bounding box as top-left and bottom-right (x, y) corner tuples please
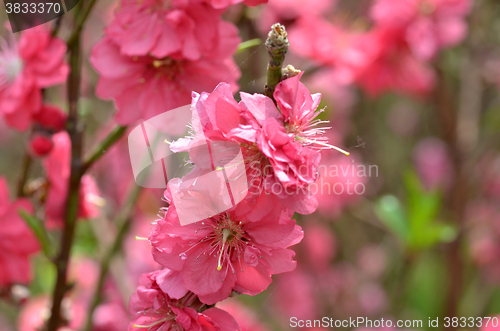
(90, 0), (264, 125)
(85, 0), (350, 327)
(0, 26), (69, 155)
(127, 66), (349, 329)
(286, 0), (472, 96)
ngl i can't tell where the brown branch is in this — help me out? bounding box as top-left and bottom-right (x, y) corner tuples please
(46, 4), (85, 330)
(434, 68), (468, 326)
(16, 151), (32, 198)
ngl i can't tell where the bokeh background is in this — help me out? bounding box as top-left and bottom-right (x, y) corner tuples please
(1, 0), (500, 330)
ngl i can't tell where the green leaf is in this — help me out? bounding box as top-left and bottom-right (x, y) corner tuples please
(375, 195), (408, 242)
(72, 221), (98, 256)
(19, 210), (54, 258)
(29, 255), (56, 295)
(405, 252), (448, 319)
(236, 38), (262, 54)
(404, 170), (445, 249)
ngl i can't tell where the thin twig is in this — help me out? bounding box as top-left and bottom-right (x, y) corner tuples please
(50, 15), (63, 38)
(82, 125), (127, 173)
(66, 0), (99, 48)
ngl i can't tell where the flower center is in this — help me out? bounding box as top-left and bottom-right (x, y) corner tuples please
(149, 57), (184, 80)
(212, 216), (247, 272)
(0, 36), (23, 90)
(177, 214), (249, 272)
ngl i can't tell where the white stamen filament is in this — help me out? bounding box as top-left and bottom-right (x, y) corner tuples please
(217, 228), (230, 271)
(295, 136), (350, 156)
(0, 35), (23, 89)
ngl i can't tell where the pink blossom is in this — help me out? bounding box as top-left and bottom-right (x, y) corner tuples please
(0, 177), (39, 286)
(257, 0), (334, 34)
(353, 27), (436, 97)
(290, 16), (361, 65)
(371, 0), (472, 60)
(90, 2), (241, 124)
(42, 132), (100, 228)
(105, 0), (265, 55)
(290, 17), (436, 97)
(0, 26), (68, 131)
(149, 194), (303, 305)
(129, 270), (240, 331)
(289, 17), (372, 85)
(182, 74), (342, 214)
(106, 1), (223, 58)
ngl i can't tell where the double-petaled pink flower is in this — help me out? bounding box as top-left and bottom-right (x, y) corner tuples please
(0, 177), (39, 286)
(149, 191), (303, 305)
(129, 270), (240, 330)
(0, 26), (68, 131)
(175, 73), (346, 214)
(90, 0), (241, 124)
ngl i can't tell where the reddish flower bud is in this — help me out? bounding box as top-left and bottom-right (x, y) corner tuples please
(32, 104), (67, 132)
(29, 133), (54, 157)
